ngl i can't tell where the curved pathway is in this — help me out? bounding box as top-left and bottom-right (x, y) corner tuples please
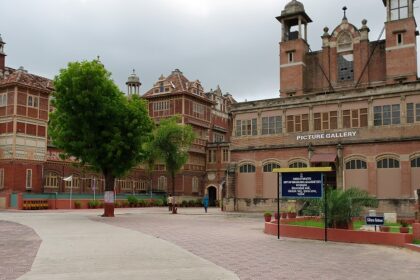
(0, 220), (41, 280)
(94, 208), (420, 280)
(0, 210), (238, 280)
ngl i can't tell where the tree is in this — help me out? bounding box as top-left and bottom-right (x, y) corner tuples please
(301, 188), (379, 228)
(49, 60), (153, 217)
(151, 117), (195, 213)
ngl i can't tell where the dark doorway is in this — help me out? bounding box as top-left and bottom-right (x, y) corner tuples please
(208, 186), (217, 206)
(312, 162), (337, 189)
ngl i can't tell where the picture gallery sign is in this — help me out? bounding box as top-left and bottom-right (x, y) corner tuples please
(296, 131), (357, 141)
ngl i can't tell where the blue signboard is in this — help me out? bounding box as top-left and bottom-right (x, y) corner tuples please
(365, 216), (384, 226)
(280, 172), (323, 198)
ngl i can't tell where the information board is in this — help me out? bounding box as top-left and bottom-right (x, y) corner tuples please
(365, 216), (384, 226)
(280, 172), (323, 198)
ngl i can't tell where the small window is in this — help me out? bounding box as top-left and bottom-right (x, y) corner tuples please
(222, 149), (229, 162)
(157, 176), (167, 191)
(338, 54), (354, 81)
(397, 33), (403, 45)
(411, 157), (420, 168)
(289, 162), (308, 168)
(240, 164), (256, 173)
(208, 150), (216, 163)
(263, 163), (280, 173)
(0, 93), (7, 107)
(26, 169), (32, 190)
(288, 52), (294, 63)
(346, 159), (367, 170)
(27, 95), (39, 108)
(0, 168), (4, 189)
(377, 158), (400, 168)
(192, 177), (199, 193)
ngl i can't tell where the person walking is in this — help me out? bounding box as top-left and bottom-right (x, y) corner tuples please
(202, 193), (209, 213)
(167, 194), (173, 211)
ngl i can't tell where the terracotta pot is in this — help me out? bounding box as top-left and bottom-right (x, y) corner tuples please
(274, 212), (280, 220)
(380, 226), (390, 232)
(281, 212), (288, 219)
(287, 212), (297, 219)
(264, 215), (272, 222)
(399, 227), (409, 233)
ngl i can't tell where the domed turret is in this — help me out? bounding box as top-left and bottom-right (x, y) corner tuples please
(126, 69), (141, 96)
(276, 0), (312, 42)
(282, 0), (305, 17)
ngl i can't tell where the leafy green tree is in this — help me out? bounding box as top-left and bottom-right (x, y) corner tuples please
(49, 60), (153, 217)
(151, 117), (195, 213)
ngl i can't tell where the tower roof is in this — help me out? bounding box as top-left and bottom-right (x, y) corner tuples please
(126, 69), (141, 85)
(276, 0), (312, 23)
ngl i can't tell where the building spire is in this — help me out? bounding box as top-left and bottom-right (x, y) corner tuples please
(342, 6), (348, 21)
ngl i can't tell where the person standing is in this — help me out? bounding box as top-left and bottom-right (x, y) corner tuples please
(167, 194), (173, 211)
(202, 193), (209, 213)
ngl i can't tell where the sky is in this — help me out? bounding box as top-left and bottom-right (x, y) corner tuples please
(1, 0), (419, 102)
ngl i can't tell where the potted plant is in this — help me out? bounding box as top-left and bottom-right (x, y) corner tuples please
(264, 211), (272, 222)
(400, 220), (409, 233)
(380, 225), (390, 232)
(287, 205), (297, 219)
(74, 200), (82, 209)
(274, 212), (280, 220)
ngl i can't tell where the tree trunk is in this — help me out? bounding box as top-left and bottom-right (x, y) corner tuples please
(103, 172), (115, 217)
(171, 172), (176, 214)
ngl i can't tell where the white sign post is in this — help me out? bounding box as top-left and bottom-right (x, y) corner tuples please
(63, 175), (73, 209)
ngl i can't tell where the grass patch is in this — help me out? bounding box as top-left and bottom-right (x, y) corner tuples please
(287, 219), (412, 233)
(413, 239), (420, 245)
(288, 220), (324, 228)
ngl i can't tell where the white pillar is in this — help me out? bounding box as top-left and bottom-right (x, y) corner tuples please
(298, 17), (302, 39)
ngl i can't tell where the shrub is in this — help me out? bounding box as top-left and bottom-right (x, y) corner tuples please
(400, 220), (409, 227)
(74, 200), (82, 209)
(264, 211), (272, 217)
(188, 200), (195, 207)
(300, 188), (378, 229)
(121, 200), (129, 208)
(127, 195), (139, 207)
(88, 200), (100, 209)
(114, 201), (121, 208)
(138, 199), (146, 207)
(195, 198), (203, 207)
(181, 200), (188, 207)
(154, 199), (164, 207)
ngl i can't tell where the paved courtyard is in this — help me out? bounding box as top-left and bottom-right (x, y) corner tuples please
(1, 208), (420, 280)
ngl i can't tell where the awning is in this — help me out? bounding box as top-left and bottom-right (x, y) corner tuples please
(310, 153), (337, 163)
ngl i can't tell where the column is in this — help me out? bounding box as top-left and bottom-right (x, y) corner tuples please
(298, 17), (302, 39)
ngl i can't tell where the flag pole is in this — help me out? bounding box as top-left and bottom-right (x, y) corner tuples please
(69, 176), (73, 209)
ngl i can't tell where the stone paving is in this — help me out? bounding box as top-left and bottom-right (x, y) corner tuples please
(94, 207), (420, 280)
(0, 220), (41, 280)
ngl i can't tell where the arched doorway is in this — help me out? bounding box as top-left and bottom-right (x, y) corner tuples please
(208, 186), (217, 206)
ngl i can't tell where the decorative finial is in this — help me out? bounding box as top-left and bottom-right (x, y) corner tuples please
(342, 6), (347, 20)
(97, 55), (100, 61)
(132, 69), (136, 74)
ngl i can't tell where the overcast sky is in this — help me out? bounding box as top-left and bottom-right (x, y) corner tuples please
(1, 0), (419, 101)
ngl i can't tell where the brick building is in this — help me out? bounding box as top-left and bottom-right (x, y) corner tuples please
(0, 32), (235, 207)
(226, 0), (420, 215)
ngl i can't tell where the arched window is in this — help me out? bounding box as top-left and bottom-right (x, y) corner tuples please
(263, 162), (280, 173)
(289, 162), (308, 168)
(65, 175), (80, 188)
(337, 32), (353, 52)
(239, 164), (256, 173)
(411, 157), (420, 168)
(377, 158), (400, 168)
(345, 159), (367, 170)
(45, 171), (59, 188)
(192, 177), (199, 193)
(134, 180), (148, 192)
(158, 176), (167, 191)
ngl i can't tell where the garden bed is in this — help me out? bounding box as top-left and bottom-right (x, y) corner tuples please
(265, 218), (413, 247)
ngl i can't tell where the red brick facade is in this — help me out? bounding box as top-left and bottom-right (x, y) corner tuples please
(228, 0), (420, 214)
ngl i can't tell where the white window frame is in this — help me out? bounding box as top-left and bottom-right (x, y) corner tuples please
(0, 168), (4, 189)
(0, 93), (7, 107)
(26, 169), (32, 190)
(27, 94), (39, 108)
